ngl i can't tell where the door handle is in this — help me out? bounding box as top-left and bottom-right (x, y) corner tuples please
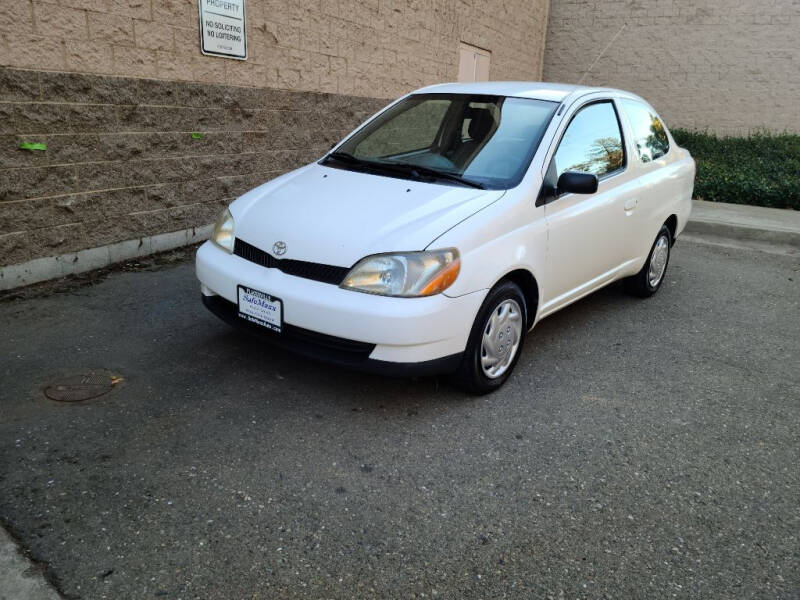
(624, 198), (638, 211)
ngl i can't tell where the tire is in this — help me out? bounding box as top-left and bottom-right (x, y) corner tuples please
(624, 225), (672, 298)
(450, 280), (527, 395)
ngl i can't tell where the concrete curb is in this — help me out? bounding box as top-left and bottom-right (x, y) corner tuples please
(0, 225), (213, 291)
(683, 219), (800, 247)
(0, 526), (60, 600)
(685, 199), (800, 249)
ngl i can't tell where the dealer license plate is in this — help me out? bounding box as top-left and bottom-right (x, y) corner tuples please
(237, 285), (282, 333)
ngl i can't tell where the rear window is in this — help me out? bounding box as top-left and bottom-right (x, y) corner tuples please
(621, 99), (670, 162)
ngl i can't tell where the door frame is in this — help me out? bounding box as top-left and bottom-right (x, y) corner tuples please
(536, 96), (629, 206)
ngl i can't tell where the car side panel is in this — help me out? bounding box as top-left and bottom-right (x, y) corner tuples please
(431, 190), (547, 319)
(542, 172), (642, 307)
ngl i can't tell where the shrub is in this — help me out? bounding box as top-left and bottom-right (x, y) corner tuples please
(670, 129), (800, 210)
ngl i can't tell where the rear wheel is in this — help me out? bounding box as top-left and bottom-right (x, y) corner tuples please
(625, 225), (672, 297)
(450, 281), (527, 395)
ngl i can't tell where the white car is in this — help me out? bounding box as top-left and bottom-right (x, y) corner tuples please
(197, 82), (695, 393)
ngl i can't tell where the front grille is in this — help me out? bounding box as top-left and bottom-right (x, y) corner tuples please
(283, 323), (375, 355)
(234, 239), (350, 285)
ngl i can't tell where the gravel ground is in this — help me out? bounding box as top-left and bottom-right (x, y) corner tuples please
(0, 240), (798, 599)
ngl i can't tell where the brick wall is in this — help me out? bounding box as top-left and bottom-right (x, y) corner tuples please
(0, 67), (384, 269)
(0, 1), (550, 281)
(543, 0), (800, 135)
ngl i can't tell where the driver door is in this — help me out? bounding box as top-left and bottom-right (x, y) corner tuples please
(541, 99), (641, 312)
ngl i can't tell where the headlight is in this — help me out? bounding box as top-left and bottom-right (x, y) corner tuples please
(211, 208), (235, 253)
(341, 249), (460, 297)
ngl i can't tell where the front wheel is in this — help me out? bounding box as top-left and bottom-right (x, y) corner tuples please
(625, 225), (672, 297)
(450, 281), (527, 395)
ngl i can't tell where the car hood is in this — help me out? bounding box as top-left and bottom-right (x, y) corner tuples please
(230, 163), (505, 267)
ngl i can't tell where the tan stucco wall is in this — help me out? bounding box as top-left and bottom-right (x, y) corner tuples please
(1, 0), (550, 98)
(543, 0), (800, 134)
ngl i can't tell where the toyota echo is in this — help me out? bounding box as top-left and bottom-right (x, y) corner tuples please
(196, 82), (695, 393)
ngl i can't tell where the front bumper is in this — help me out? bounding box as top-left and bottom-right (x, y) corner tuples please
(201, 294), (462, 376)
(196, 241), (485, 375)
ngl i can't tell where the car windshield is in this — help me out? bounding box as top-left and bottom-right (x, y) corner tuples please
(324, 93), (558, 190)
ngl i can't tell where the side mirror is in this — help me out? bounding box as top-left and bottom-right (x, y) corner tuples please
(557, 171), (598, 195)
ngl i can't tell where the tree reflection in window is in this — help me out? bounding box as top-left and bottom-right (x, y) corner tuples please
(569, 136), (624, 174)
(621, 99), (670, 162)
(554, 102), (624, 178)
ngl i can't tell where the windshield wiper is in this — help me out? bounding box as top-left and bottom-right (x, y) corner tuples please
(324, 152), (485, 189)
(383, 162), (485, 189)
(324, 151), (373, 166)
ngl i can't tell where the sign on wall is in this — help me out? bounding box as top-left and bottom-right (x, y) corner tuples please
(198, 0), (247, 60)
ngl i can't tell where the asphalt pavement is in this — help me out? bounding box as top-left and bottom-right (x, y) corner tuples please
(1, 240), (798, 599)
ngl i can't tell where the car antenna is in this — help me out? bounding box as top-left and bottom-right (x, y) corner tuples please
(577, 24), (626, 85)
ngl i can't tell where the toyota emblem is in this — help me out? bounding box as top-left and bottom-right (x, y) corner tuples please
(272, 241), (287, 256)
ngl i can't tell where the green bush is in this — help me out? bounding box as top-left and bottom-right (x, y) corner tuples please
(670, 129), (800, 210)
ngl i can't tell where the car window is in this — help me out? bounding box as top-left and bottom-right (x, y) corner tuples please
(354, 99), (451, 157)
(460, 101), (498, 140)
(620, 99), (670, 162)
(553, 101), (624, 179)
(460, 98), (556, 183)
(332, 94), (558, 190)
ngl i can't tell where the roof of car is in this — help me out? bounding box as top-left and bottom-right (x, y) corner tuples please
(412, 81), (625, 103)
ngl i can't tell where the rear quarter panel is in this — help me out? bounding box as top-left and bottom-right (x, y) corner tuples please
(633, 150), (694, 264)
(615, 96), (695, 274)
(671, 147), (695, 237)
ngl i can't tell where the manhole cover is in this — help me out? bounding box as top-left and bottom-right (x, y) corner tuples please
(43, 370), (122, 402)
